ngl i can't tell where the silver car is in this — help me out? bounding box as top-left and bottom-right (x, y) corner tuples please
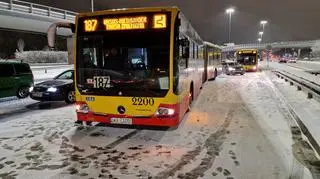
(225, 62), (245, 75)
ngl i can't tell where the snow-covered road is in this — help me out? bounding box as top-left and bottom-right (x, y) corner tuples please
(0, 69), (319, 178)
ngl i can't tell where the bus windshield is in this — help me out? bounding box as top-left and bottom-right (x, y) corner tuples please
(76, 30), (170, 97)
(237, 54), (257, 65)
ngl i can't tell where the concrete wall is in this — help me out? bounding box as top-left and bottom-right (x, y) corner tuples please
(0, 28), (67, 58)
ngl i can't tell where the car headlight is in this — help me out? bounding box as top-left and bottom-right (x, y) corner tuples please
(253, 66), (257, 70)
(29, 86), (34, 92)
(47, 87), (57, 92)
(228, 67), (235, 71)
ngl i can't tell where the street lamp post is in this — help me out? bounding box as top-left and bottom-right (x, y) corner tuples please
(90, 0), (94, 12)
(259, 31), (264, 38)
(226, 8), (235, 43)
(260, 20), (268, 32)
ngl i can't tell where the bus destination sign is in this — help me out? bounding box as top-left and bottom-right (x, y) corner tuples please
(83, 14), (167, 32)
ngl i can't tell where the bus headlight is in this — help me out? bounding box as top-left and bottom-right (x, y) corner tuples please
(228, 67), (235, 71)
(76, 103), (90, 114)
(156, 107), (175, 116)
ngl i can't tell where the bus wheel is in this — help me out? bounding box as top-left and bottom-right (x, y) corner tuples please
(187, 86), (194, 112)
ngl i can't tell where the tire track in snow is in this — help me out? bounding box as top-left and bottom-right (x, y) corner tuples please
(104, 129), (141, 149)
(153, 108), (235, 179)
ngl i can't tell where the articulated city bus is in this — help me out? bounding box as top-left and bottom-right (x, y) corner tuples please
(47, 7), (221, 127)
(204, 42), (222, 82)
(236, 49), (259, 72)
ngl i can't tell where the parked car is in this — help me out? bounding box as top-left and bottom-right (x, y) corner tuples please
(288, 58), (297, 63)
(279, 58), (287, 63)
(0, 60), (34, 99)
(30, 69), (75, 103)
(225, 62), (245, 75)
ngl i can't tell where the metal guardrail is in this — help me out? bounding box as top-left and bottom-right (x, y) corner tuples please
(273, 70), (320, 102)
(0, 0), (77, 21)
(273, 70), (320, 159)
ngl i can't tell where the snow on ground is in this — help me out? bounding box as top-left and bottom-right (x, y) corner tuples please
(1, 67), (319, 178)
(32, 67), (73, 83)
(267, 70), (320, 146)
(0, 97), (38, 118)
(270, 62), (320, 85)
(286, 61), (320, 71)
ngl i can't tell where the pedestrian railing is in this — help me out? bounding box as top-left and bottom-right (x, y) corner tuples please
(0, 0), (77, 22)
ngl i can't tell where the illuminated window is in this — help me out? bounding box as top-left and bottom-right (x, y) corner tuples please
(153, 14), (167, 29)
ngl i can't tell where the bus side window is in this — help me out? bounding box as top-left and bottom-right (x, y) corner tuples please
(179, 37), (189, 68)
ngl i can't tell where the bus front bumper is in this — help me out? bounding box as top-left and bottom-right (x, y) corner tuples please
(77, 112), (180, 127)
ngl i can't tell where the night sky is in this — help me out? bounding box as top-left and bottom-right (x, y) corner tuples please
(26, 0), (320, 45)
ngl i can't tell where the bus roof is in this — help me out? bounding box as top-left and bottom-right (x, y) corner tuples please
(204, 41), (222, 49)
(77, 6), (180, 18)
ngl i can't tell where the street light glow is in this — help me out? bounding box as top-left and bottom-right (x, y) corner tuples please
(260, 20), (268, 25)
(258, 38), (262, 42)
(226, 7), (235, 43)
(226, 8), (235, 14)
(259, 31), (264, 35)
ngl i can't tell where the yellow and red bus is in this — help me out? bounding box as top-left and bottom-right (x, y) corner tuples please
(47, 7), (221, 127)
(236, 49), (259, 72)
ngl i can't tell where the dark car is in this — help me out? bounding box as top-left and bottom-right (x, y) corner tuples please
(225, 62), (245, 75)
(30, 69), (75, 103)
(0, 60), (34, 99)
(279, 58), (287, 63)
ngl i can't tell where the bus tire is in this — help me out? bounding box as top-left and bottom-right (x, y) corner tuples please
(187, 84), (194, 112)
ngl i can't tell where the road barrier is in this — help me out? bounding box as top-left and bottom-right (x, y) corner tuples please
(273, 70), (320, 102)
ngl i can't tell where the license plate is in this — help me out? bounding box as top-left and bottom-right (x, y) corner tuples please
(32, 92), (43, 97)
(110, 118), (132, 125)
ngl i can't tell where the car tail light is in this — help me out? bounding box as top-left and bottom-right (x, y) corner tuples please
(76, 102), (90, 114)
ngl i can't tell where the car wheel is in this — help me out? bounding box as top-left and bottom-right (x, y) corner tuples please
(65, 91), (75, 104)
(16, 86), (29, 99)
